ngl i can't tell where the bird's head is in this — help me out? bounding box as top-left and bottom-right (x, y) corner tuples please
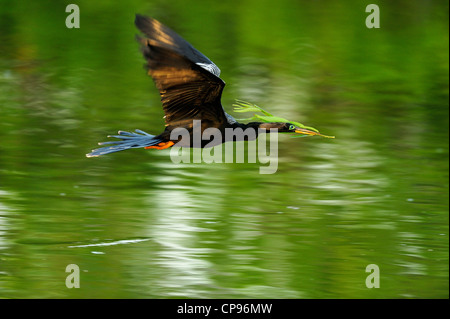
(258, 122), (334, 137)
(233, 100), (335, 139)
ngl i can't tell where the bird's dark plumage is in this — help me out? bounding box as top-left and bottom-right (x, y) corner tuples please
(135, 14), (227, 126)
(86, 15), (331, 158)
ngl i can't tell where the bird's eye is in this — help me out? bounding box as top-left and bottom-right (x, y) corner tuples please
(289, 124), (296, 130)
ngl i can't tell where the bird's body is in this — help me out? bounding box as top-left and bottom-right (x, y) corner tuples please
(86, 15), (332, 158)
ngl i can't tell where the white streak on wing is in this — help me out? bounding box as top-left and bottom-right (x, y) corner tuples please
(225, 112), (237, 124)
(196, 62), (221, 77)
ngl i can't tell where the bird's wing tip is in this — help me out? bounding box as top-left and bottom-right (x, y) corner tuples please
(135, 14), (147, 28)
(135, 14), (156, 29)
(135, 13), (145, 21)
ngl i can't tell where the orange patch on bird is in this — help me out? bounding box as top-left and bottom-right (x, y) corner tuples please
(145, 141), (175, 150)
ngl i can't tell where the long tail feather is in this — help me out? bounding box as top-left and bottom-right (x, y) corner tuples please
(86, 130), (163, 157)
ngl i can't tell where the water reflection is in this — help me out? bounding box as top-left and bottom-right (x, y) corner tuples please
(0, 189), (17, 266)
(148, 163), (220, 298)
(144, 161), (306, 298)
(0, 0), (448, 299)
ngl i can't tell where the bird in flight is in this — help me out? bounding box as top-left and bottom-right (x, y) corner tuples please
(86, 14), (333, 158)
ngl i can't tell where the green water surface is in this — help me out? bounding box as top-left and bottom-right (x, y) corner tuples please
(0, 0), (448, 298)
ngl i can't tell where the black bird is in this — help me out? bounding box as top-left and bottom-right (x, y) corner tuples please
(86, 15), (332, 157)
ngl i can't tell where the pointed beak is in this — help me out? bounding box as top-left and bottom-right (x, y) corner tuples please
(294, 128), (335, 138)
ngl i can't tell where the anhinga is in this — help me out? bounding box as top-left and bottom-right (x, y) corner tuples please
(86, 14), (333, 158)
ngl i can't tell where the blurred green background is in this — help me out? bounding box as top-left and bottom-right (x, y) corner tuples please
(0, 0), (448, 298)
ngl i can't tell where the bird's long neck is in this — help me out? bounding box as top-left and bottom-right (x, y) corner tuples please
(230, 122), (264, 135)
(234, 122), (284, 133)
(234, 122), (262, 130)
(222, 122), (284, 143)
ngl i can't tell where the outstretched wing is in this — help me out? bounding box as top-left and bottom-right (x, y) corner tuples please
(135, 14), (228, 126)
